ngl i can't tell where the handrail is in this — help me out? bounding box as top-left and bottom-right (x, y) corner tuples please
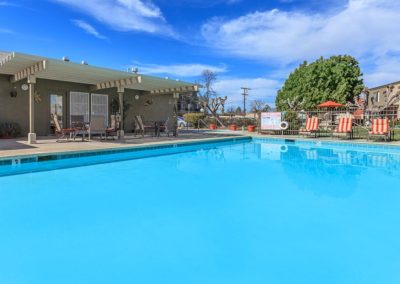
(197, 119), (208, 131)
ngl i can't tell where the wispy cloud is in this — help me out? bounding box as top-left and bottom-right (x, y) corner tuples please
(201, 0), (400, 87)
(0, 27), (14, 34)
(0, 1), (19, 6)
(52, 0), (176, 37)
(72, 19), (107, 39)
(133, 62), (227, 77)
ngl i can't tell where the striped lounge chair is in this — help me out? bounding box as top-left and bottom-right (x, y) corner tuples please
(333, 117), (353, 139)
(368, 118), (390, 141)
(299, 117), (319, 137)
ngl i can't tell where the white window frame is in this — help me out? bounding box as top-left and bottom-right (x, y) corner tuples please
(91, 93), (109, 126)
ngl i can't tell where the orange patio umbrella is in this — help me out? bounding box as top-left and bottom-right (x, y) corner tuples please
(317, 101), (344, 108)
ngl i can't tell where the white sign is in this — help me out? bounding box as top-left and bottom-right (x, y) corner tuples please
(261, 112), (282, 130)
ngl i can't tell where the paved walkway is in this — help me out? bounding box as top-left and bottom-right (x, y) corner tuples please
(0, 131), (243, 159)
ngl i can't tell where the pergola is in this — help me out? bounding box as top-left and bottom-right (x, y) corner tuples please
(0, 52), (198, 143)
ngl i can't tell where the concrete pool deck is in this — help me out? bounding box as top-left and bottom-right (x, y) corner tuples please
(0, 131), (246, 160)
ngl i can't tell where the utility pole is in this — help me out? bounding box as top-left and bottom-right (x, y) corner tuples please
(241, 87), (250, 116)
(241, 87), (250, 132)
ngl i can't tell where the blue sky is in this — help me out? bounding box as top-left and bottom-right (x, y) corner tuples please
(1, 0), (399, 107)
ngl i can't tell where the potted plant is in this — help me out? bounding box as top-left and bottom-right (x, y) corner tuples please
(229, 123), (237, 131)
(247, 124), (256, 132)
(209, 117), (217, 130)
(0, 122), (21, 138)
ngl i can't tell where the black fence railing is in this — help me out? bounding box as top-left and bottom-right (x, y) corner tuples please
(260, 108), (400, 141)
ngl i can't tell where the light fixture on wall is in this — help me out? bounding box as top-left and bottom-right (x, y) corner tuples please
(135, 95), (139, 100)
(21, 84), (29, 91)
(10, 86), (17, 98)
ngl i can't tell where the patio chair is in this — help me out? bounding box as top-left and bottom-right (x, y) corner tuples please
(89, 115), (106, 140)
(157, 117), (170, 137)
(368, 118), (390, 141)
(134, 115), (155, 137)
(333, 117), (353, 139)
(105, 114), (117, 140)
(53, 114), (75, 142)
(299, 117), (319, 137)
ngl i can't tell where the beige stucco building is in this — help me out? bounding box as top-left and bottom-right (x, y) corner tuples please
(0, 52), (198, 143)
(367, 81), (400, 115)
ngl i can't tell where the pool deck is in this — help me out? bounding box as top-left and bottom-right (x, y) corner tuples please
(0, 131), (246, 160)
(1, 129), (400, 160)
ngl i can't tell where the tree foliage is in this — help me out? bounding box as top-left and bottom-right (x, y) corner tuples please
(275, 55), (364, 111)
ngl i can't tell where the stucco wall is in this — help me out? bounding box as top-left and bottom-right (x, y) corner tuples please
(0, 74), (174, 136)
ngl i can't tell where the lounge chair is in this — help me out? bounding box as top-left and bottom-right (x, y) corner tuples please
(157, 117), (170, 137)
(299, 117), (319, 137)
(368, 118), (390, 141)
(333, 117), (353, 139)
(89, 115), (106, 140)
(134, 115), (155, 137)
(53, 114), (75, 142)
(105, 114), (118, 140)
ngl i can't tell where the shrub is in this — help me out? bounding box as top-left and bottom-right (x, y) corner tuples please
(282, 111), (301, 132)
(183, 113), (205, 126)
(0, 122), (22, 138)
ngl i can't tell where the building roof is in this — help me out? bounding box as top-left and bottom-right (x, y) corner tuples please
(368, 80), (400, 91)
(0, 51), (198, 94)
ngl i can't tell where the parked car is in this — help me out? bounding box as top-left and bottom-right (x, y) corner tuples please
(177, 117), (189, 128)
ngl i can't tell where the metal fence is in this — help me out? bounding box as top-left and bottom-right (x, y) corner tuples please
(259, 107), (400, 141)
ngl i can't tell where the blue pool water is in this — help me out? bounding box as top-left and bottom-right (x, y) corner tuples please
(1, 138), (400, 284)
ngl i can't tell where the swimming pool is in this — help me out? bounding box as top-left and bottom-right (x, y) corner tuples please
(1, 138), (400, 284)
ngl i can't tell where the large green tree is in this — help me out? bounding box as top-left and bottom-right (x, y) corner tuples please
(275, 55), (364, 111)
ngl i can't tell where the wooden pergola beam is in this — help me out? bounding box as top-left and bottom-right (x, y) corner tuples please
(149, 85), (199, 95)
(10, 60), (47, 83)
(91, 76), (142, 91)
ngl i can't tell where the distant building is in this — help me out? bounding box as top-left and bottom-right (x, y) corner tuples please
(367, 81), (400, 115)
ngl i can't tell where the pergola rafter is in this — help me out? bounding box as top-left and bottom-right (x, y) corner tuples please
(150, 85), (198, 95)
(91, 76), (142, 91)
(10, 60), (47, 83)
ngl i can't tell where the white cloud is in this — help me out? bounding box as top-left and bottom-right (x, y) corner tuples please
(0, 27), (14, 34)
(213, 77), (281, 106)
(0, 1), (18, 6)
(52, 0), (175, 37)
(134, 63), (227, 77)
(363, 57), (400, 87)
(201, 0), (400, 87)
(72, 20), (107, 39)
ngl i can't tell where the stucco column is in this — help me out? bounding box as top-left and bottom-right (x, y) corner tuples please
(27, 75), (36, 144)
(117, 86), (125, 139)
(173, 93), (180, 137)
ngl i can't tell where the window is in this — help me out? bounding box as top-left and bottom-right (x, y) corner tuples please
(50, 94), (63, 127)
(91, 94), (109, 126)
(70, 92), (89, 125)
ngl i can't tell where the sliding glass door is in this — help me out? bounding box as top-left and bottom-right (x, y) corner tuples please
(91, 93), (109, 127)
(70, 92), (89, 125)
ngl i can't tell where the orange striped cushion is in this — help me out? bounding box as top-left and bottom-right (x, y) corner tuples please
(337, 117), (353, 133)
(370, 118), (389, 134)
(306, 117), (319, 131)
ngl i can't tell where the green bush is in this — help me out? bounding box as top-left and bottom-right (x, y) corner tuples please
(183, 113), (205, 126)
(283, 111), (301, 131)
(0, 122), (21, 138)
